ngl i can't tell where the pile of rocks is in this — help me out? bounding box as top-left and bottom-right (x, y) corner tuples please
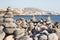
(0, 7), (60, 40)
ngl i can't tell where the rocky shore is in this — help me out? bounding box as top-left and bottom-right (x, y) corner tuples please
(0, 7), (60, 16)
(0, 7), (60, 40)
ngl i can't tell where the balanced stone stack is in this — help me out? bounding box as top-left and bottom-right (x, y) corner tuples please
(3, 7), (17, 34)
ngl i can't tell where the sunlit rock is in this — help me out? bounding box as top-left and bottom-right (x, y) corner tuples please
(48, 33), (58, 40)
(4, 35), (14, 40)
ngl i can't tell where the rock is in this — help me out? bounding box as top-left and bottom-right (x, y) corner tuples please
(0, 25), (4, 30)
(4, 18), (14, 22)
(57, 23), (60, 29)
(48, 33), (58, 40)
(35, 26), (41, 32)
(4, 35), (14, 40)
(4, 23), (17, 28)
(14, 28), (25, 39)
(4, 12), (13, 18)
(41, 30), (49, 35)
(0, 18), (4, 23)
(17, 35), (33, 40)
(34, 36), (38, 40)
(39, 35), (47, 40)
(0, 31), (5, 40)
(46, 16), (52, 24)
(3, 28), (17, 34)
(56, 29), (60, 40)
(40, 25), (48, 30)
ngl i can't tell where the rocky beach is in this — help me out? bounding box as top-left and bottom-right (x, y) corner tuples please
(0, 7), (60, 40)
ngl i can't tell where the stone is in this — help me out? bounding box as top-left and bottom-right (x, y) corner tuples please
(4, 35), (14, 40)
(4, 18), (14, 22)
(14, 28), (25, 39)
(0, 18), (4, 23)
(4, 23), (17, 28)
(0, 31), (5, 40)
(0, 25), (4, 30)
(4, 12), (13, 18)
(3, 28), (17, 34)
(56, 29), (60, 40)
(41, 30), (49, 35)
(39, 35), (47, 40)
(48, 33), (58, 40)
(17, 35), (33, 40)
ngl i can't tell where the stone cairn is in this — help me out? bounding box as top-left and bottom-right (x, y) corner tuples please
(0, 7), (60, 40)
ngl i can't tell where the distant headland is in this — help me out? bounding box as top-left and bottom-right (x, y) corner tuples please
(0, 7), (60, 16)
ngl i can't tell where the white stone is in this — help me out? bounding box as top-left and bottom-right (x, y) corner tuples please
(0, 31), (5, 40)
(4, 23), (17, 28)
(48, 33), (58, 40)
(4, 35), (14, 40)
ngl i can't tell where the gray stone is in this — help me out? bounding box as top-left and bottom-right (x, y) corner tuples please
(14, 28), (25, 39)
(39, 35), (47, 40)
(4, 28), (17, 34)
(17, 35), (33, 40)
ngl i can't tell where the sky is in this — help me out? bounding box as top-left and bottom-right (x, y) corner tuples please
(0, 0), (60, 11)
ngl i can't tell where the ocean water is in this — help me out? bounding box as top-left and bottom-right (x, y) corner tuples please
(13, 15), (60, 22)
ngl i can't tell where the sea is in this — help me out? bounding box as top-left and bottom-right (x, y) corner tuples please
(13, 15), (60, 22)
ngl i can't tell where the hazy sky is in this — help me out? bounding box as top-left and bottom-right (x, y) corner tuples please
(0, 0), (60, 11)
